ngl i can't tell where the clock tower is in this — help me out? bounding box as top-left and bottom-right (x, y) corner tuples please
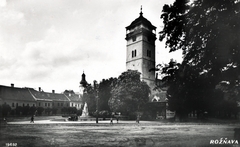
(125, 7), (157, 98)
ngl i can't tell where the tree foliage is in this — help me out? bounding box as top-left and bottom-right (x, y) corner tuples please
(98, 77), (117, 111)
(1, 103), (11, 117)
(64, 90), (75, 95)
(109, 70), (150, 115)
(83, 83), (97, 114)
(37, 107), (44, 115)
(159, 0), (240, 118)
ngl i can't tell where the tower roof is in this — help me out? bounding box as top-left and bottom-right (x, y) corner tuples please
(126, 7), (156, 30)
(80, 71), (88, 87)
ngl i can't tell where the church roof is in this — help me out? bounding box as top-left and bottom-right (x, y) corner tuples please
(126, 12), (156, 30)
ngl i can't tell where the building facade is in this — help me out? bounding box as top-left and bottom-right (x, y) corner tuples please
(0, 83), (83, 115)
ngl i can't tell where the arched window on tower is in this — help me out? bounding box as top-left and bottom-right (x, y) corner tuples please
(132, 50), (137, 58)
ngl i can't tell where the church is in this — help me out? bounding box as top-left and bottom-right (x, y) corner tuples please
(125, 7), (166, 102)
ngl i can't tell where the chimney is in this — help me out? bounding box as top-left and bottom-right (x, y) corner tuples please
(11, 83), (14, 88)
(52, 90), (55, 93)
(39, 87), (41, 92)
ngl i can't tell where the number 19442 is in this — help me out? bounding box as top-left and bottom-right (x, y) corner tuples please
(6, 143), (17, 147)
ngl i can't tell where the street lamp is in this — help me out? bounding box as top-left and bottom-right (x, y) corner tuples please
(94, 80), (99, 123)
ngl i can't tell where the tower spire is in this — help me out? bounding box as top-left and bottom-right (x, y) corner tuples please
(140, 5), (143, 16)
(80, 71), (87, 87)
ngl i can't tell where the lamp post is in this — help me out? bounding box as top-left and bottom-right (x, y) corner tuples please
(94, 80), (99, 123)
(96, 93), (99, 123)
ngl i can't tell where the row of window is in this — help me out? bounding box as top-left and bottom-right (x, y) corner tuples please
(12, 103), (34, 107)
(71, 103), (81, 107)
(11, 102), (81, 107)
(132, 50), (137, 58)
(131, 49), (152, 58)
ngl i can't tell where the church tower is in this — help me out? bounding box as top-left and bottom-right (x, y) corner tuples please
(125, 7), (156, 96)
(79, 71), (88, 96)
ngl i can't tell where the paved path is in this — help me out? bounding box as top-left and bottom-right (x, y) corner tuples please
(6, 119), (156, 125)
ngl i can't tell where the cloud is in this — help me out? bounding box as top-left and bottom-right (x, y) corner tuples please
(0, 0), (179, 92)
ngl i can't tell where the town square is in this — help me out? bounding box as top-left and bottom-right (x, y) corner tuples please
(0, 116), (239, 147)
(1, 0), (240, 146)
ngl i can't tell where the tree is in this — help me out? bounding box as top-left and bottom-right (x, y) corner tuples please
(61, 107), (68, 114)
(52, 107), (58, 115)
(159, 0), (240, 119)
(45, 107), (52, 115)
(98, 78), (117, 111)
(109, 70), (150, 116)
(22, 105), (30, 115)
(83, 83), (97, 115)
(29, 106), (37, 115)
(37, 107), (44, 115)
(64, 90), (75, 95)
(15, 106), (23, 115)
(1, 103), (11, 117)
(67, 107), (77, 114)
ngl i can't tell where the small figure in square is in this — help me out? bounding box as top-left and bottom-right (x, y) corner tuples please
(30, 115), (34, 123)
(136, 116), (140, 123)
(3, 117), (7, 125)
(110, 117), (113, 125)
(116, 117), (119, 123)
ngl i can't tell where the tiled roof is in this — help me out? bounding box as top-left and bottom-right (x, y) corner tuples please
(0, 85), (81, 103)
(64, 93), (82, 102)
(49, 93), (69, 102)
(28, 89), (69, 102)
(0, 85), (35, 101)
(126, 14), (156, 30)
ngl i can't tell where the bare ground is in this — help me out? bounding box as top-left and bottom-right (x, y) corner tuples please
(0, 120), (239, 147)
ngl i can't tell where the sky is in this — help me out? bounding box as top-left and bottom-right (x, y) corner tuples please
(0, 0), (182, 93)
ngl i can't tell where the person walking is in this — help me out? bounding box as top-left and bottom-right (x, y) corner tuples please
(116, 117), (119, 123)
(30, 115), (34, 123)
(136, 115), (140, 123)
(110, 117), (113, 125)
(3, 117), (7, 125)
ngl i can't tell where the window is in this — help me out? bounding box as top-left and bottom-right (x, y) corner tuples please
(61, 103), (63, 107)
(33, 104), (35, 107)
(12, 103), (14, 107)
(39, 103), (41, 106)
(16, 103), (18, 107)
(147, 50), (151, 57)
(132, 36), (136, 42)
(72, 103), (74, 107)
(52, 103), (54, 106)
(132, 50), (137, 58)
(23, 103), (25, 107)
(58, 103), (60, 106)
(45, 103), (47, 107)
(48, 103), (50, 107)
